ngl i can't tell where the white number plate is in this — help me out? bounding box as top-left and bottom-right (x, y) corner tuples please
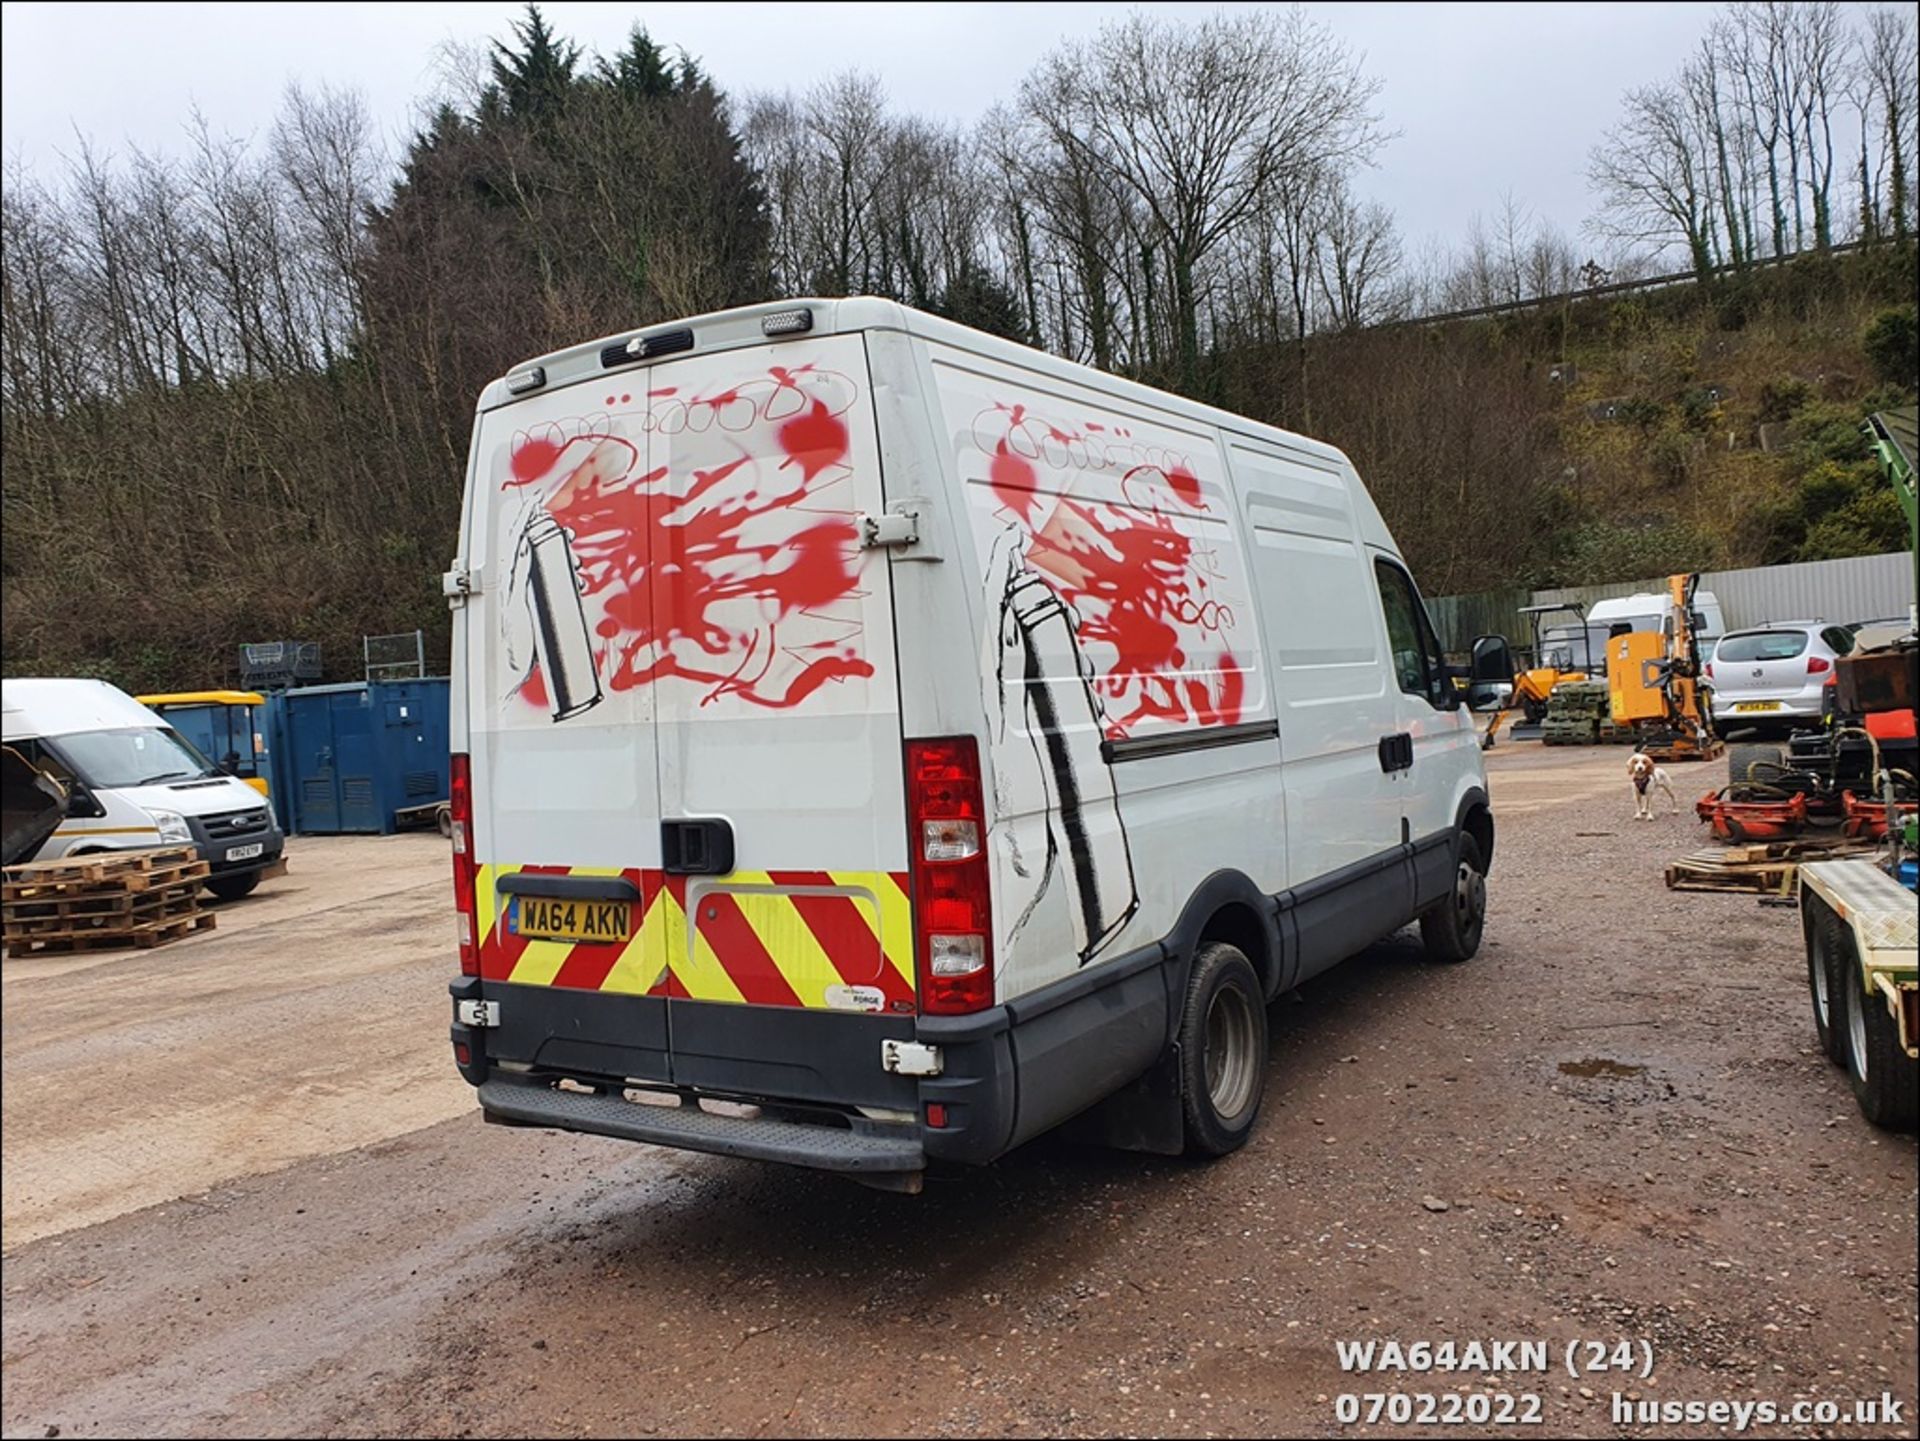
(225, 842), (265, 862)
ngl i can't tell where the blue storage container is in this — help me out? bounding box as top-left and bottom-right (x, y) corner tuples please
(265, 678), (451, 835)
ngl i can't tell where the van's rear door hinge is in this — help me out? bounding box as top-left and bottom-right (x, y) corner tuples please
(442, 562), (483, 608)
(456, 999), (500, 1028)
(859, 500), (940, 561)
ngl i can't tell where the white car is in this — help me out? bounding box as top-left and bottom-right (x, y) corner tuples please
(445, 297), (1493, 1189)
(1707, 623), (1856, 732)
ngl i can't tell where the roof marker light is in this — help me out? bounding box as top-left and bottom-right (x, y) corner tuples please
(505, 366), (546, 395)
(762, 308), (814, 336)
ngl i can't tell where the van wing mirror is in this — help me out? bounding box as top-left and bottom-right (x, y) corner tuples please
(1469, 634), (1515, 684)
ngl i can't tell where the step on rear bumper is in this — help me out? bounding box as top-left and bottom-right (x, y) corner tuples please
(477, 1078), (925, 1176)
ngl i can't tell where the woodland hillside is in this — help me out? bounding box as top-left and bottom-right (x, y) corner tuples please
(2, 3), (1915, 689)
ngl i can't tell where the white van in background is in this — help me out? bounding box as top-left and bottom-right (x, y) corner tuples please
(446, 298), (1493, 1189)
(1, 679), (285, 899)
(1538, 591), (1726, 675)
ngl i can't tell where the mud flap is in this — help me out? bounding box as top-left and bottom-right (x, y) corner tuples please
(1058, 1043), (1186, 1156)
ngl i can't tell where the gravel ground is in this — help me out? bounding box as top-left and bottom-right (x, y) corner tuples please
(0, 744), (1913, 1439)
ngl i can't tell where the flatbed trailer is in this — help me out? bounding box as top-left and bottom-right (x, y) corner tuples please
(1799, 858), (1918, 1131)
(394, 799), (453, 838)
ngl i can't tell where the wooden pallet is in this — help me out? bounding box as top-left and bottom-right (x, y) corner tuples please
(3, 849), (209, 900)
(4, 890), (203, 938)
(4, 845), (195, 883)
(1, 846), (222, 958)
(6, 910), (216, 957)
(1665, 840), (1878, 894)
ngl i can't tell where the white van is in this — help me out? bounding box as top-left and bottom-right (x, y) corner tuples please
(446, 299), (1493, 1188)
(1537, 591), (1726, 676)
(1, 679), (285, 899)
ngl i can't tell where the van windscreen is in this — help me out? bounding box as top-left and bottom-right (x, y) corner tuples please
(47, 728), (214, 789)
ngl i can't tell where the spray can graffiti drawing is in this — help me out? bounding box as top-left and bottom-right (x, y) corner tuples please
(521, 512), (603, 722)
(1004, 569), (1138, 964)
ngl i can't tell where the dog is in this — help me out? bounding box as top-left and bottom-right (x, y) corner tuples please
(1627, 750), (1677, 821)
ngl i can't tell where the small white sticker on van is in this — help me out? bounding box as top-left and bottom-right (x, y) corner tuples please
(823, 983), (886, 1013)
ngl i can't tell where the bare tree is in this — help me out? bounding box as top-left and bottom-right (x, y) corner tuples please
(1686, 28), (1751, 266)
(1314, 181), (1401, 331)
(1864, 7), (1917, 239)
(1730, 1), (1795, 256)
(1788, 2), (1847, 249)
(1020, 8), (1381, 392)
(1587, 82), (1717, 279)
(274, 82), (382, 341)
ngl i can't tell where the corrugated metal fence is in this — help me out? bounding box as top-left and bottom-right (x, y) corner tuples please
(1429, 550), (1916, 653)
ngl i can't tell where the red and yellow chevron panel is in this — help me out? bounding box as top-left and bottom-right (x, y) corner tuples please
(474, 864), (915, 1012)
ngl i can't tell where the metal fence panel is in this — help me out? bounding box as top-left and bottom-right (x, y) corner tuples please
(1428, 550), (1915, 656)
(1528, 551), (1916, 632)
(1425, 588), (1532, 654)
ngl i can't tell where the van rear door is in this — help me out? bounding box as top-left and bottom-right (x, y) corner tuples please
(465, 329), (914, 1108)
(465, 373), (672, 1083)
(640, 334), (917, 1108)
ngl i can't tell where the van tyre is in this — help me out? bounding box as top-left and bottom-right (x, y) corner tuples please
(1805, 903), (1848, 1065)
(1178, 943), (1268, 1157)
(206, 872), (261, 902)
(1420, 832), (1486, 964)
(1840, 932), (1919, 1132)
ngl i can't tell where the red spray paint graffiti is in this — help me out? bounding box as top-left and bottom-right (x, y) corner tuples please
(501, 365), (874, 712)
(973, 402), (1242, 738)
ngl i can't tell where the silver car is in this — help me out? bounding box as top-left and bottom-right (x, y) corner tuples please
(1707, 622), (1855, 731)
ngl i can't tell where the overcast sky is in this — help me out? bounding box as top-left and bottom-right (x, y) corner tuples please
(0, 0), (1774, 258)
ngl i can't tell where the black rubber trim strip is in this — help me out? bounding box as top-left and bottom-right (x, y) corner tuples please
(1279, 842), (1407, 908)
(495, 872), (641, 902)
(1101, 718), (1279, 765)
(917, 831), (1459, 1046)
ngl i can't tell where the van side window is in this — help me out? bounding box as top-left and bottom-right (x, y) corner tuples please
(1374, 559), (1449, 709)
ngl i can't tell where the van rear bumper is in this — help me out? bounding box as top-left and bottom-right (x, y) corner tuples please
(477, 1076), (925, 1176)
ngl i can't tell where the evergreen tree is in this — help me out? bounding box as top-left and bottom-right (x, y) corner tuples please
(489, 3), (581, 123)
(600, 26), (676, 103)
(938, 267), (1027, 342)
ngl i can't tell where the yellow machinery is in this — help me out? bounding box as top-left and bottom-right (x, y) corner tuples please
(1605, 574), (1722, 762)
(1479, 602), (1597, 751)
(136, 690), (272, 796)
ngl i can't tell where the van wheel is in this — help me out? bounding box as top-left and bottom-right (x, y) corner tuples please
(1805, 903), (1848, 1066)
(206, 872), (261, 902)
(1840, 932), (1919, 1132)
(1420, 832), (1487, 963)
(1178, 943), (1268, 1157)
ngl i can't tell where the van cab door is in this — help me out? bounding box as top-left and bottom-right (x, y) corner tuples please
(1370, 553), (1477, 850)
(639, 334), (918, 1109)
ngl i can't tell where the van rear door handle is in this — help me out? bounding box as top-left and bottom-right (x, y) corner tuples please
(661, 818), (735, 875)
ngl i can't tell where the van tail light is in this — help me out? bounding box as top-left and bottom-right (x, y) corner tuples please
(1806, 655), (1830, 674)
(1703, 662), (1713, 679)
(906, 737), (993, 1015)
(450, 753), (478, 975)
